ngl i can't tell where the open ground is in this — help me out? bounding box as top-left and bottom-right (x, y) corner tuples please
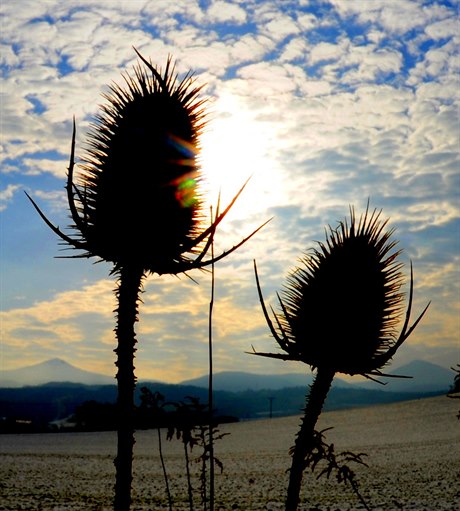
(0, 395), (459, 510)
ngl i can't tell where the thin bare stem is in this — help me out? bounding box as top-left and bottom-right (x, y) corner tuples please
(184, 441), (194, 511)
(157, 427), (173, 511)
(208, 206), (215, 511)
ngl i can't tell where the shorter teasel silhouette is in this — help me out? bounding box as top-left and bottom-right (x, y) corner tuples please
(252, 206), (430, 511)
(26, 49), (266, 511)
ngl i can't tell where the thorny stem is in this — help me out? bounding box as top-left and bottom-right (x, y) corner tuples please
(113, 266), (144, 511)
(286, 367), (335, 511)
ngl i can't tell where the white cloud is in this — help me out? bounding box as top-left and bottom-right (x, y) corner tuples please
(207, 1), (247, 24)
(378, 1), (429, 33)
(309, 41), (345, 65)
(1, 279), (115, 365)
(425, 16), (459, 39)
(297, 12), (317, 31)
(279, 36), (308, 62)
(261, 11), (301, 42)
(143, 0), (205, 26)
(228, 33), (275, 63)
(0, 184), (21, 211)
(330, 0), (427, 34)
(22, 157), (68, 178)
(235, 61), (298, 97)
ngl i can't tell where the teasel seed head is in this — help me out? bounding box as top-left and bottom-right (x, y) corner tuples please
(76, 51), (205, 272)
(26, 49), (269, 275)
(253, 206), (430, 379)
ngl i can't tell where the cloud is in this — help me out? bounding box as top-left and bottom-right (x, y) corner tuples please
(1, 0), (459, 379)
(264, 12), (301, 41)
(0, 184), (21, 211)
(236, 61), (298, 95)
(1, 279), (115, 371)
(330, 0), (431, 34)
(207, 1), (247, 24)
(22, 157), (68, 178)
(309, 40), (345, 65)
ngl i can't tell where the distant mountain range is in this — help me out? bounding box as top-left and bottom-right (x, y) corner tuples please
(351, 360), (456, 393)
(0, 359), (455, 430)
(1, 358), (455, 393)
(180, 360), (454, 394)
(181, 371), (320, 391)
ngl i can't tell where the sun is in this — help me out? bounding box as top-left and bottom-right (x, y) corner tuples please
(199, 92), (282, 222)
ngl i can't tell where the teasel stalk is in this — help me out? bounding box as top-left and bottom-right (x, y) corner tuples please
(252, 206), (430, 511)
(27, 49), (267, 511)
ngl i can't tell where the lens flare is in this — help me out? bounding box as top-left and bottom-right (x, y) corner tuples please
(174, 173), (198, 208)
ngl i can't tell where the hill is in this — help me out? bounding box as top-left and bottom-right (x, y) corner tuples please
(0, 378), (446, 432)
(180, 371), (352, 391)
(0, 358), (114, 387)
(181, 360), (454, 394)
(357, 360), (454, 393)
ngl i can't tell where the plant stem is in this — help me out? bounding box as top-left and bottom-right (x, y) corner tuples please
(285, 367), (335, 511)
(157, 427), (173, 511)
(184, 442), (194, 511)
(208, 227), (215, 511)
(113, 266), (144, 511)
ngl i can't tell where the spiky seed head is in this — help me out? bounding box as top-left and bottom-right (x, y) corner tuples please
(75, 55), (206, 273)
(278, 207), (405, 375)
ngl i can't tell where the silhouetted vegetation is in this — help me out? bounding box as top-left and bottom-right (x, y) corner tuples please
(447, 364), (460, 419)
(74, 400), (118, 431)
(253, 206), (430, 510)
(23, 48), (434, 511)
(26, 50), (265, 510)
(162, 396), (229, 511)
(301, 427), (369, 508)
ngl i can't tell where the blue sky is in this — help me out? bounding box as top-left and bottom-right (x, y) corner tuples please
(1, 0), (459, 384)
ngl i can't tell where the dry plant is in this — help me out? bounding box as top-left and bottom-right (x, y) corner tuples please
(252, 206), (430, 510)
(447, 364), (460, 419)
(166, 396), (229, 511)
(26, 49), (266, 511)
(137, 388), (173, 510)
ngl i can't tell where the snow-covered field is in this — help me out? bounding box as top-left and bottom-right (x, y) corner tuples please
(1, 395), (459, 510)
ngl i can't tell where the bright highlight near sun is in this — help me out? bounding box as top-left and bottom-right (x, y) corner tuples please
(199, 93), (282, 222)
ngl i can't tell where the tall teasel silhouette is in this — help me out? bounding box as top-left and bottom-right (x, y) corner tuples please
(27, 49), (266, 511)
(252, 206), (430, 510)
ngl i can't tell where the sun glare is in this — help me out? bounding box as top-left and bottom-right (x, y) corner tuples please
(199, 93), (282, 222)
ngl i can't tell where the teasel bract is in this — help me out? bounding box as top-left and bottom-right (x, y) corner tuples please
(252, 206), (430, 510)
(27, 49), (266, 511)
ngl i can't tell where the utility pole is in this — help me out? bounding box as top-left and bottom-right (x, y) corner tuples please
(269, 396), (274, 419)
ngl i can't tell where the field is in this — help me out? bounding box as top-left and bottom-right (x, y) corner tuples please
(1, 395), (459, 510)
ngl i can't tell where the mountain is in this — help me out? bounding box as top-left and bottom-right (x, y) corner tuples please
(0, 358), (114, 387)
(180, 371), (351, 392)
(355, 360), (454, 393)
(179, 360), (453, 394)
(2, 358), (452, 392)
(180, 371), (312, 391)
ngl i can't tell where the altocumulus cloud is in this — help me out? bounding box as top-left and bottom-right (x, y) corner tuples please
(1, 0), (458, 382)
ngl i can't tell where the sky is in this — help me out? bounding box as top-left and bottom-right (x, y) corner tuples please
(1, 0), (459, 385)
